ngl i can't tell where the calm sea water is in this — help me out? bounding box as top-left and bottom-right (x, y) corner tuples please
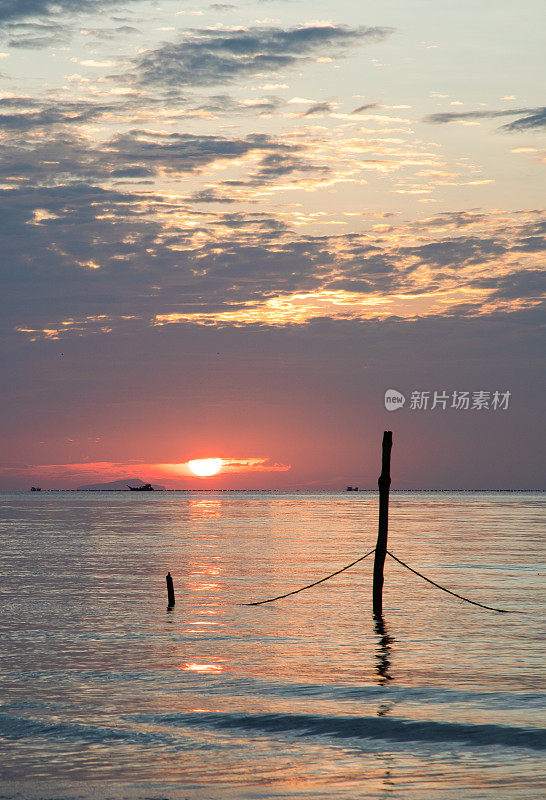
(0, 491), (544, 800)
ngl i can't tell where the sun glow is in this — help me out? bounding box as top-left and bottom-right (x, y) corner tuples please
(187, 458), (223, 477)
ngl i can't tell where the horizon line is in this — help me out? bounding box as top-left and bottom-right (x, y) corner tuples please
(5, 488), (545, 493)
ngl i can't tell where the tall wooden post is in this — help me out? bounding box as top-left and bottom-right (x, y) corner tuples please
(166, 572), (175, 607)
(373, 431), (392, 617)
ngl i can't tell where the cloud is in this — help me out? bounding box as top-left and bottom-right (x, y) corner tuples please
(0, 1), (131, 25)
(0, 92), (289, 137)
(105, 129), (297, 174)
(351, 102), (379, 114)
(411, 210), (489, 229)
(424, 106), (546, 131)
(195, 93), (286, 116)
(131, 24), (394, 88)
(503, 108), (546, 132)
(2, 168), (543, 339)
(220, 457), (290, 473)
(0, 128), (300, 184)
(301, 101), (332, 117)
(0, 70), (542, 339)
(0, 1), (142, 48)
(188, 189), (237, 204)
(469, 269), (546, 302)
(3, 20), (67, 47)
(232, 151), (330, 185)
(155, 457), (291, 477)
(0, 457), (291, 488)
(76, 24), (139, 39)
(403, 237), (507, 268)
(0, 96), (112, 130)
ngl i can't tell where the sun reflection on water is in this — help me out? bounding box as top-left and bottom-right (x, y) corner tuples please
(182, 663), (224, 674)
(188, 497), (222, 520)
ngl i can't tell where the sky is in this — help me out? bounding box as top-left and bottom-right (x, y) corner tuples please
(0, 0), (544, 490)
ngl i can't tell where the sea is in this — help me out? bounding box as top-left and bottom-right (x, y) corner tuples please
(0, 491), (544, 800)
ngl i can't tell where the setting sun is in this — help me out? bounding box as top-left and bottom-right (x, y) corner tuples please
(187, 458), (223, 477)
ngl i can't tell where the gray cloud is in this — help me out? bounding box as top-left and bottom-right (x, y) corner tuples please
(255, 152), (324, 177)
(470, 269), (546, 301)
(132, 25), (394, 89)
(0, 184), (323, 333)
(503, 108), (546, 132)
(0, 1), (129, 24)
(188, 189), (237, 204)
(351, 102), (378, 114)
(104, 130), (298, 178)
(216, 151), (330, 188)
(195, 93), (286, 117)
(0, 91), (287, 135)
(0, 97), (112, 130)
(0, 129), (299, 185)
(424, 106), (546, 131)
(0, 1), (143, 49)
(2, 170), (542, 342)
(0, 85), (542, 341)
(3, 20), (66, 47)
(0, 178), (397, 336)
(404, 237), (507, 269)
(302, 101), (332, 117)
(73, 24), (139, 39)
(512, 235), (546, 253)
(413, 211), (489, 229)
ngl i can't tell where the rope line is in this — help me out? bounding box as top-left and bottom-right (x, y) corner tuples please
(241, 546), (519, 613)
(386, 550), (515, 613)
(242, 547), (376, 606)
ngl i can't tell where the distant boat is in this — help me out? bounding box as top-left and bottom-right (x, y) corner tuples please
(346, 486), (359, 491)
(30, 486), (42, 492)
(127, 483), (154, 491)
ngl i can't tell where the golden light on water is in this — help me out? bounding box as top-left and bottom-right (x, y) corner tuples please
(182, 663), (223, 674)
(187, 458), (223, 477)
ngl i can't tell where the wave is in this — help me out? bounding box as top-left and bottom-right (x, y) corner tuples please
(210, 679), (546, 710)
(0, 714), (175, 747)
(2, 709), (544, 753)
(148, 711), (546, 752)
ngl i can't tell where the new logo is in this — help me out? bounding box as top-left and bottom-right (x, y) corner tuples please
(384, 389), (406, 411)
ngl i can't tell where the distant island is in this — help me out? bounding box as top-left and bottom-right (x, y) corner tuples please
(76, 478), (166, 491)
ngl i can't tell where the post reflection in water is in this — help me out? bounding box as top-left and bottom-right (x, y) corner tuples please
(374, 616), (397, 798)
(374, 615), (395, 690)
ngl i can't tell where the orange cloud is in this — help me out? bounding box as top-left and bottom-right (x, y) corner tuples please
(222, 458), (291, 473)
(157, 458), (291, 476)
(0, 458), (291, 487)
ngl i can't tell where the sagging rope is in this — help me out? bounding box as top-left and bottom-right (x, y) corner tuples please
(386, 550), (515, 613)
(242, 546), (518, 613)
(242, 547), (376, 606)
